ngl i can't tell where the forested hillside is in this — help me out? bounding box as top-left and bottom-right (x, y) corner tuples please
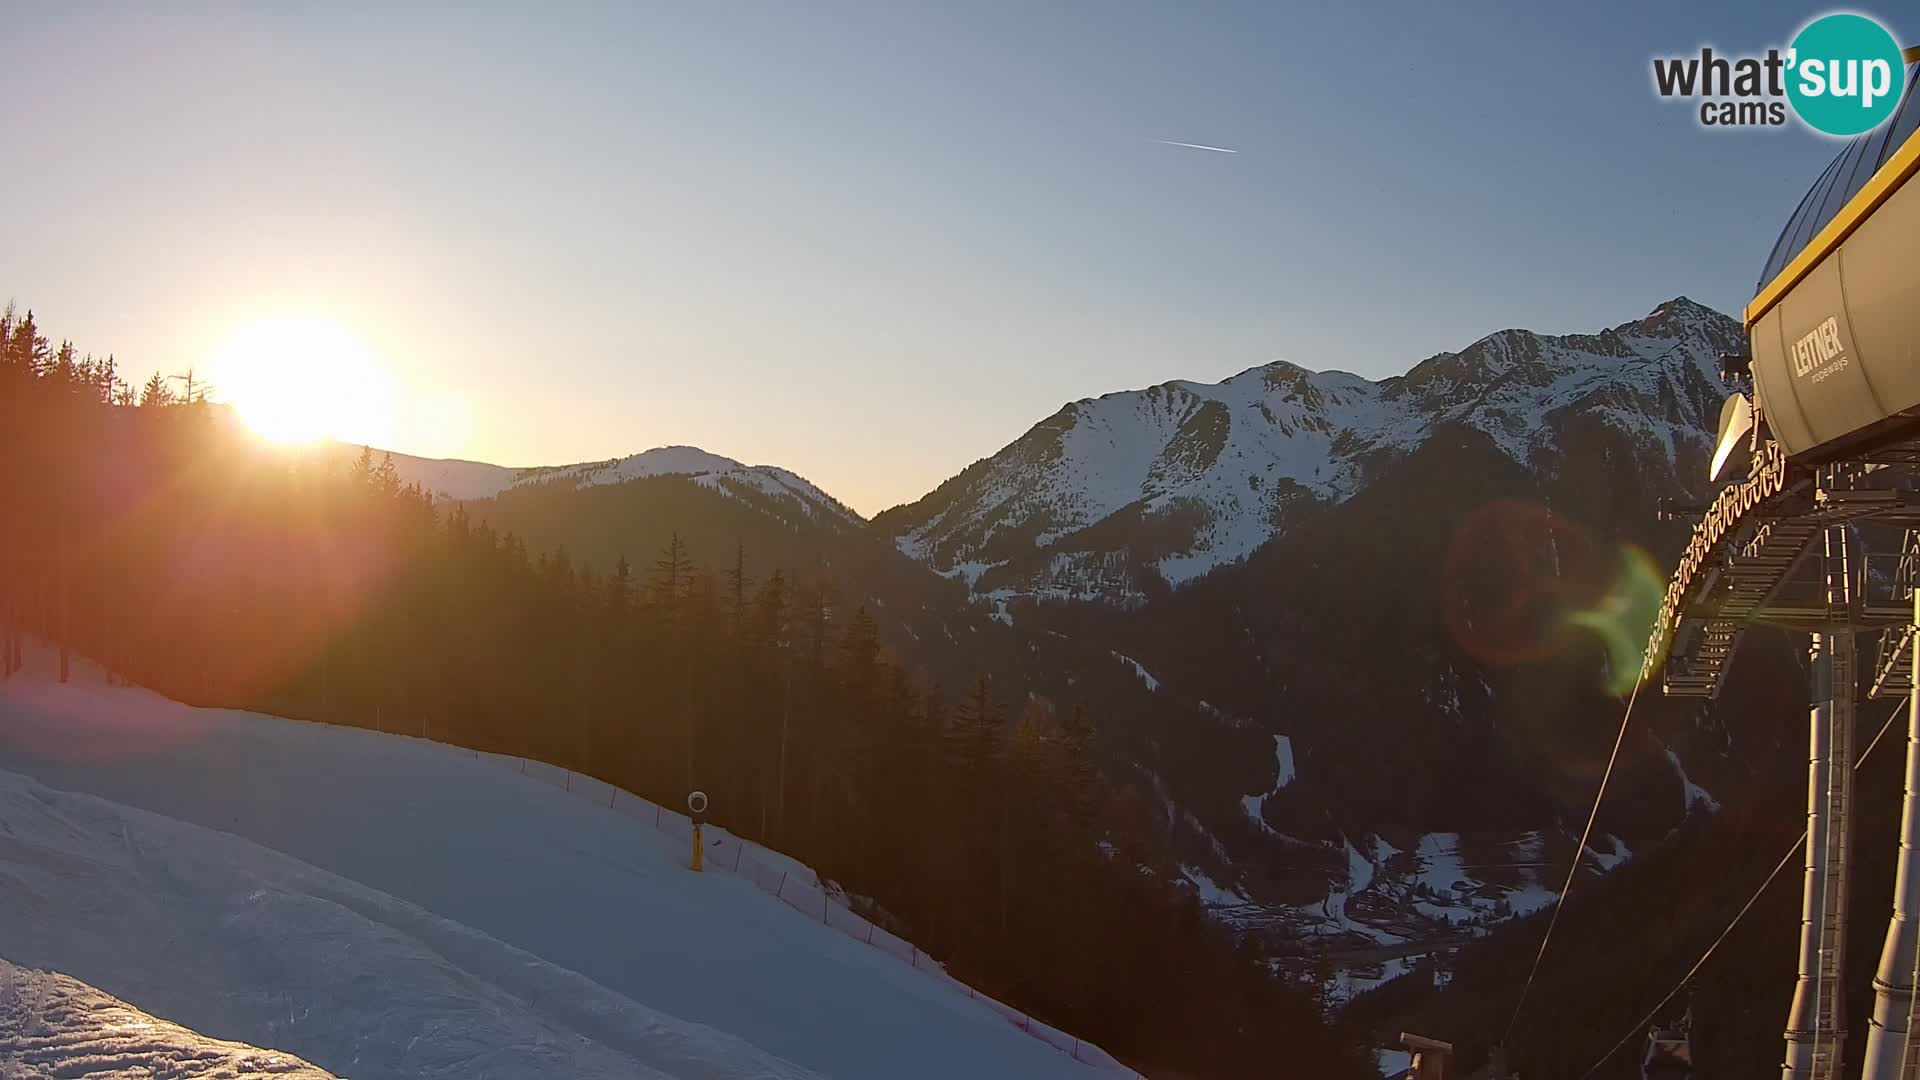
(455, 467), (1002, 691)
(0, 305), (1373, 1080)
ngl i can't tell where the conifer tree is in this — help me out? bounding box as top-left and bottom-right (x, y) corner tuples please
(724, 541), (750, 635)
(139, 371), (173, 407)
(650, 531), (690, 614)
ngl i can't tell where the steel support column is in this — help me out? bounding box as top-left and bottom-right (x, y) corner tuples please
(1863, 548), (1920, 1080)
(1786, 520), (1859, 1080)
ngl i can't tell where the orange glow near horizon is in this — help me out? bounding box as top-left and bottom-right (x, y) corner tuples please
(208, 316), (399, 447)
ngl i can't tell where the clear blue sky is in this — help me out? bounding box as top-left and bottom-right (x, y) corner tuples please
(0, 2), (1884, 514)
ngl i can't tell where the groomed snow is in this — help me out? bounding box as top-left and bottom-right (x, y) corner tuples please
(0, 652), (1117, 1080)
(0, 767), (816, 1080)
(2, 959), (337, 1079)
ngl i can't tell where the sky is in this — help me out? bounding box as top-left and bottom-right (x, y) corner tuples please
(0, 1), (1886, 516)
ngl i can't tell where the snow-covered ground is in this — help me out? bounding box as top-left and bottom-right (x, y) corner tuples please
(2, 959), (337, 1079)
(1307, 841), (1403, 947)
(1270, 735), (1296, 789)
(1179, 866), (1251, 906)
(1239, 734), (1298, 836)
(1664, 747), (1722, 815)
(1326, 956), (1416, 1007)
(1107, 652), (1161, 691)
(1222, 822), (1633, 1007)
(0, 765), (826, 1080)
(0, 648), (1115, 1080)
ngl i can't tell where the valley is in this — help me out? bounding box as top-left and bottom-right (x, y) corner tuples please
(343, 296), (1749, 1023)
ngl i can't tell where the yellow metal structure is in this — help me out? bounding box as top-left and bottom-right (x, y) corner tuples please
(1747, 45), (1920, 330)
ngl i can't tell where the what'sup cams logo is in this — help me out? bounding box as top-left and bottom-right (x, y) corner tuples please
(1652, 12), (1907, 136)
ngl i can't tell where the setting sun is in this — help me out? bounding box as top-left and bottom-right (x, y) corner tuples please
(208, 317), (396, 447)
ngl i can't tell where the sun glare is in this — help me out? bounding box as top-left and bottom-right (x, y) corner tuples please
(209, 317), (397, 447)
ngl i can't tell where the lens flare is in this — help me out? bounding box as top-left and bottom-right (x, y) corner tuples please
(1443, 499), (1594, 667)
(1564, 546), (1664, 695)
(1442, 499), (1661, 692)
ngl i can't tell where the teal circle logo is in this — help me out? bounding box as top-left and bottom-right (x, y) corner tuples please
(1787, 13), (1906, 136)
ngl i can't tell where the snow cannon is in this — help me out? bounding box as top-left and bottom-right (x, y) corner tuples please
(687, 790), (708, 872)
(1746, 52), (1920, 466)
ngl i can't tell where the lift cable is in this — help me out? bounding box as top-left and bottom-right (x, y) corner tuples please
(1503, 678), (1644, 1044)
(1572, 698), (1908, 1080)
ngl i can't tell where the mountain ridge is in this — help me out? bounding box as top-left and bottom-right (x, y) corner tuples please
(875, 296), (1739, 601)
(320, 442), (862, 528)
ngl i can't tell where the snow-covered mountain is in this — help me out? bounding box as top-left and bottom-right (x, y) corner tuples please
(296, 439), (1005, 695)
(322, 443), (860, 527)
(878, 298), (1740, 599)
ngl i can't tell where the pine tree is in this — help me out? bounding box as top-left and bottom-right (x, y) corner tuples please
(348, 445), (376, 487)
(101, 355), (126, 405)
(606, 556), (635, 627)
(948, 673), (1006, 970)
(724, 541), (751, 635)
(650, 531), (690, 614)
(752, 569), (793, 839)
(1060, 702), (1101, 835)
(52, 341), (74, 386)
(841, 606), (879, 698)
(13, 311), (49, 375)
(375, 452), (401, 496)
(139, 371), (174, 407)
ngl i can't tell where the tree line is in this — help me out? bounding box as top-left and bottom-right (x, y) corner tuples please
(0, 305), (1374, 1079)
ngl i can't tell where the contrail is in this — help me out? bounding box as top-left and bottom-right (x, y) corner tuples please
(1152, 138), (1239, 154)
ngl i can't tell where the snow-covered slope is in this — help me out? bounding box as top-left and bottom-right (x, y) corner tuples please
(0, 765), (826, 1080)
(3, 959), (338, 1080)
(322, 443), (860, 526)
(0, 652), (1111, 1080)
(879, 298), (1740, 597)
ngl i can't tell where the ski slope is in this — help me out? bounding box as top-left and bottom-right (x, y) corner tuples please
(2, 958), (338, 1079)
(0, 764), (825, 1079)
(0, 648), (1117, 1080)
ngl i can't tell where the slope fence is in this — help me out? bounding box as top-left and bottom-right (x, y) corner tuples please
(464, 746), (1144, 1078)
